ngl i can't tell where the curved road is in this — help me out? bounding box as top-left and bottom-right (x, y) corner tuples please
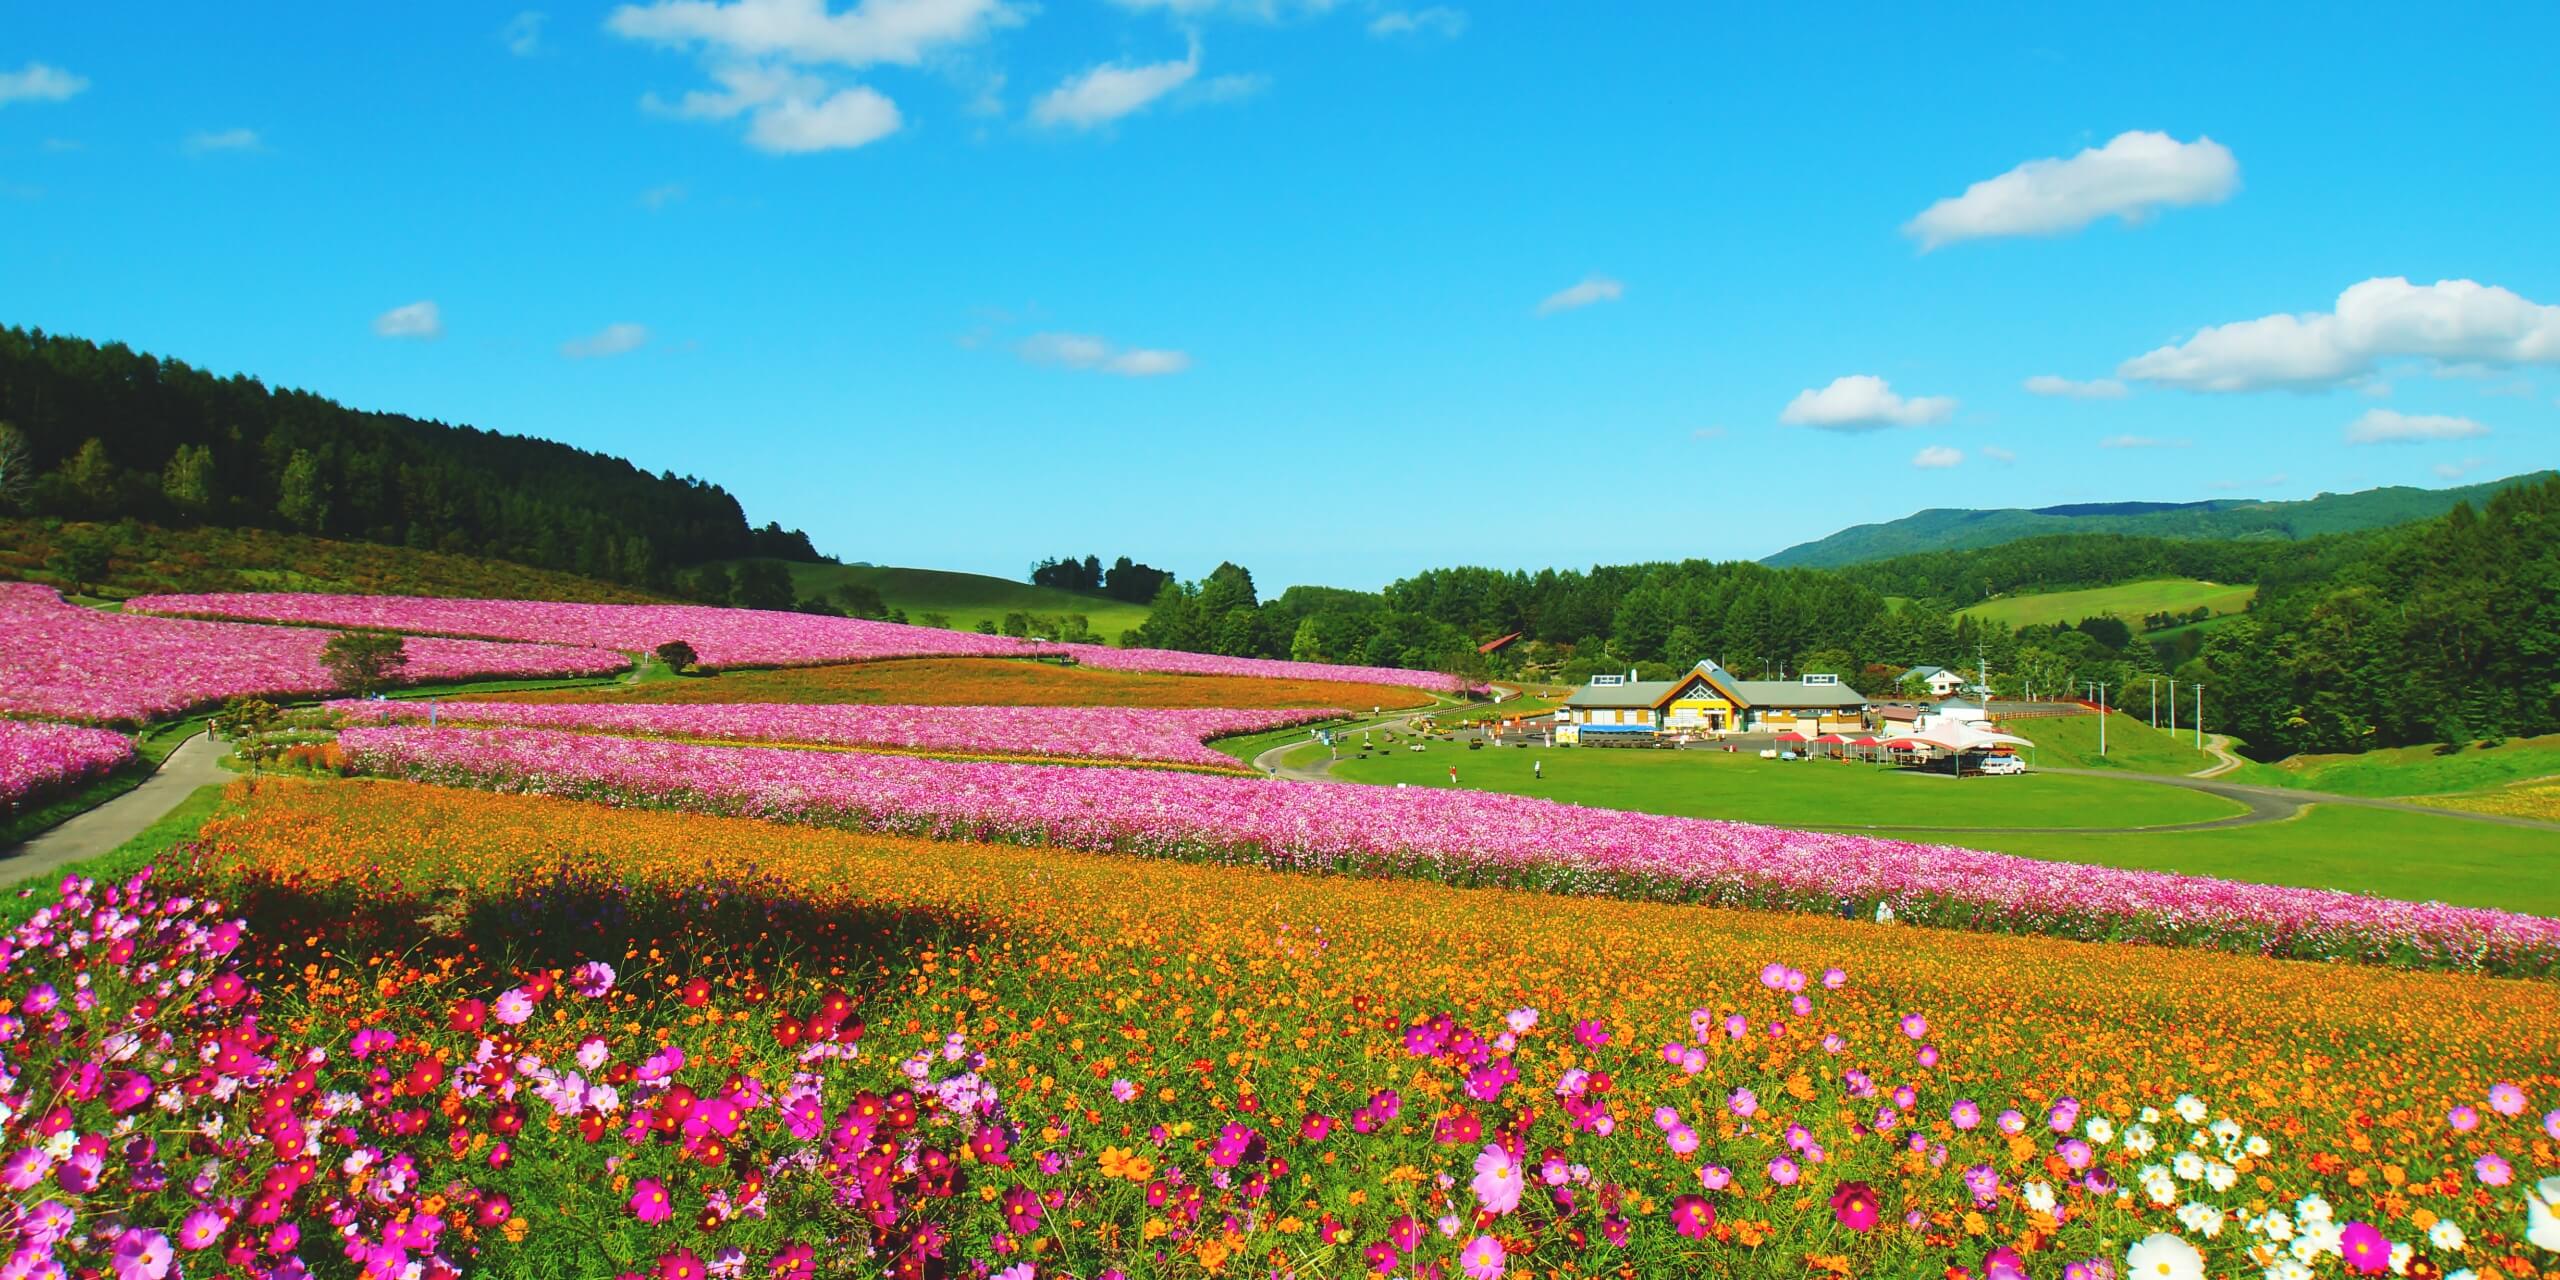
(0, 732), (233, 888)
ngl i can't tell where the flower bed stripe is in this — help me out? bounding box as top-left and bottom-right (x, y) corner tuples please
(128, 592), (1478, 693)
(0, 584), (629, 726)
(324, 700), (1339, 770)
(337, 725), (2560, 974)
(0, 719), (135, 810)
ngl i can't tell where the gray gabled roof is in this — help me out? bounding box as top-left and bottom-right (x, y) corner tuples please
(1563, 679), (1679, 708)
(1731, 680), (1869, 709)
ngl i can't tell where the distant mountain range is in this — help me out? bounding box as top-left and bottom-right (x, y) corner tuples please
(1762, 472), (2558, 569)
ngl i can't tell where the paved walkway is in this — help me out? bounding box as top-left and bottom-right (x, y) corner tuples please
(0, 732), (233, 887)
(2192, 733), (2246, 778)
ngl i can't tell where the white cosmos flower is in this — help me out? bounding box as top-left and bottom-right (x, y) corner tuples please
(2528, 1175), (2560, 1252)
(2174, 1095), (2208, 1124)
(2265, 1257), (2313, 1280)
(2244, 1135), (2270, 1158)
(2262, 1211), (2294, 1241)
(2176, 1202), (2226, 1237)
(2206, 1161), (2239, 1192)
(2123, 1124), (2158, 1155)
(2173, 1151), (2207, 1181)
(2295, 1194), (2335, 1225)
(2023, 1180), (2056, 1213)
(2428, 1219), (2464, 1251)
(2142, 1106), (2163, 1123)
(2086, 1116), (2115, 1144)
(2127, 1232), (2207, 1280)
(2210, 1118), (2242, 1145)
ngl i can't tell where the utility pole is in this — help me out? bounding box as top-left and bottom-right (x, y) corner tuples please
(2097, 682), (2107, 757)
(2149, 678), (2159, 729)
(2167, 678), (2177, 736)
(2194, 683), (2204, 749)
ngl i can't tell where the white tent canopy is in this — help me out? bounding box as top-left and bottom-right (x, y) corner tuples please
(1907, 721), (2035, 753)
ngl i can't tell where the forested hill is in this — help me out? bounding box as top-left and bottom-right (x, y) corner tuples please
(1762, 472), (2555, 568)
(0, 326), (820, 589)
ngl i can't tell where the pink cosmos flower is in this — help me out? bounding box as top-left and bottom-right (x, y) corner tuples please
(176, 1207), (226, 1250)
(2487, 1082), (2527, 1116)
(1471, 1143), (1522, 1214)
(568, 961), (617, 998)
(1950, 1100), (1982, 1130)
(1700, 1164), (1732, 1191)
(1111, 1079), (1138, 1103)
(631, 1177), (674, 1224)
(1768, 1156), (1800, 1187)
(1898, 1013), (1927, 1039)
(492, 988), (535, 1026)
(1670, 1195), (1715, 1240)
(1459, 1235), (1505, 1280)
(111, 1229), (172, 1280)
(1728, 1087), (1757, 1118)
(2474, 1153), (2512, 1186)
(1822, 967), (1847, 989)
(2449, 1105), (2480, 1132)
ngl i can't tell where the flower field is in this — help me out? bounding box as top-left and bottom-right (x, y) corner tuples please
(110, 777), (2554, 1280)
(127, 592), (1479, 692)
(485, 656), (1443, 711)
(0, 718), (134, 810)
(325, 700), (1342, 769)
(335, 725), (2560, 973)
(0, 584), (630, 725)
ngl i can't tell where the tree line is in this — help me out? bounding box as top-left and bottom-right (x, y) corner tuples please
(1028, 554), (1176, 604)
(0, 326), (820, 591)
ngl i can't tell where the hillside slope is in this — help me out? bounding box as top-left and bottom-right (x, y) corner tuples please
(1, 519), (664, 603)
(733, 560), (1152, 639)
(1955, 577), (2255, 631)
(1764, 472), (2554, 568)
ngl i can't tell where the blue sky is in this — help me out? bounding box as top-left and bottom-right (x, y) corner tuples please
(5, 3), (2557, 590)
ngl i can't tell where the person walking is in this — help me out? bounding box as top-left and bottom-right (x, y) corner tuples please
(1448, 764), (1458, 785)
(1533, 758), (1542, 781)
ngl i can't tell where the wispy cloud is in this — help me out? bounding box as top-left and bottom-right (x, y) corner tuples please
(1906, 130), (2238, 251)
(503, 11), (548, 55)
(1369, 6), (1467, 37)
(185, 128), (262, 153)
(2099, 435), (2188, 449)
(1031, 44), (1199, 129)
(1018, 331), (1190, 377)
(2345, 408), (2490, 444)
(2432, 457), (2488, 480)
(1911, 445), (1964, 469)
(372, 301), (444, 341)
(1535, 275), (1623, 315)
(562, 322), (650, 359)
(2022, 374), (2128, 399)
(0, 62), (88, 105)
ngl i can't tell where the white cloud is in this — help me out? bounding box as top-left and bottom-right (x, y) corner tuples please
(2344, 408), (2489, 445)
(372, 301), (444, 340)
(1194, 72), (1269, 103)
(2481, 378), (2537, 399)
(2022, 374), (2127, 399)
(1369, 6), (1467, 37)
(1779, 375), (1956, 430)
(1031, 46), (1199, 129)
(1911, 445), (1964, 469)
(2120, 277), (2560, 392)
(1535, 275), (1623, 315)
(1018, 331), (1190, 377)
(748, 85), (900, 150)
(2432, 457), (2487, 480)
(185, 128), (262, 153)
(2098, 434), (2187, 449)
(1980, 445), (2016, 462)
(608, 0), (1017, 67)
(1904, 131), (2237, 251)
(504, 11), (548, 55)
(562, 322), (651, 359)
(0, 62), (89, 105)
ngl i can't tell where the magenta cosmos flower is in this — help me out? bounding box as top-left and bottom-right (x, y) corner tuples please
(2338, 1221), (2389, 1275)
(1471, 1143), (1522, 1214)
(1459, 1234), (1506, 1280)
(1670, 1195), (1716, 1240)
(630, 1177), (673, 1224)
(1829, 1181), (1880, 1231)
(175, 1206), (226, 1250)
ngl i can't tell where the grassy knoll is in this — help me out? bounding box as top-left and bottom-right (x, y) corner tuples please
(1329, 740), (2246, 829)
(0, 518), (664, 603)
(2234, 732), (2560, 797)
(1327, 739), (2549, 912)
(734, 560), (1151, 640)
(1962, 806), (2559, 917)
(1955, 577), (2255, 631)
(2010, 709), (2219, 776)
(487, 656), (1443, 710)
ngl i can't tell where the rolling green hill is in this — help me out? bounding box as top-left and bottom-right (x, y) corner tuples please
(1764, 472), (2555, 568)
(1, 518), (665, 603)
(728, 559), (1152, 639)
(1955, 577), (2255, 632)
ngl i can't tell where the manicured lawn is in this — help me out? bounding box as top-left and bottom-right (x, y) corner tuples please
(1955, 576), (2256, 631)
(1959, 805), (2559, 917)
(2009, 709), (2219, 776)
(2235, 732), (2560, 797)
(736, 559), (1153, 640)
(1328, 740), (2246, 829)
(487, 656), (1442, 710)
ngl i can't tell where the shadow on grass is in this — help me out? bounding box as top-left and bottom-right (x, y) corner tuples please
(202, 855), (986, 997)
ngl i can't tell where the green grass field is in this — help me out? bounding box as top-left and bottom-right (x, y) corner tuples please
(1964, 806), (2559, 916)
(2012, 710), (2220, 776)
(1955, 577), (2256, 631)
(2233, 732), (2560, 797)
(1320, 739), (2550, 914)
(1329, 742), (2246, 829)
(732, 560), (1152, 639)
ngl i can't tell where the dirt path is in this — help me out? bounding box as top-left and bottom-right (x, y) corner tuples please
(0, 732), (232, 887)
(2191, 733), (2245, 778)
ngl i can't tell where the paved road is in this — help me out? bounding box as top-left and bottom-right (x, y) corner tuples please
(0, 732), (233, 887)
(2032, 763), (2560, 833)
(2192, 733), (2245, 779)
